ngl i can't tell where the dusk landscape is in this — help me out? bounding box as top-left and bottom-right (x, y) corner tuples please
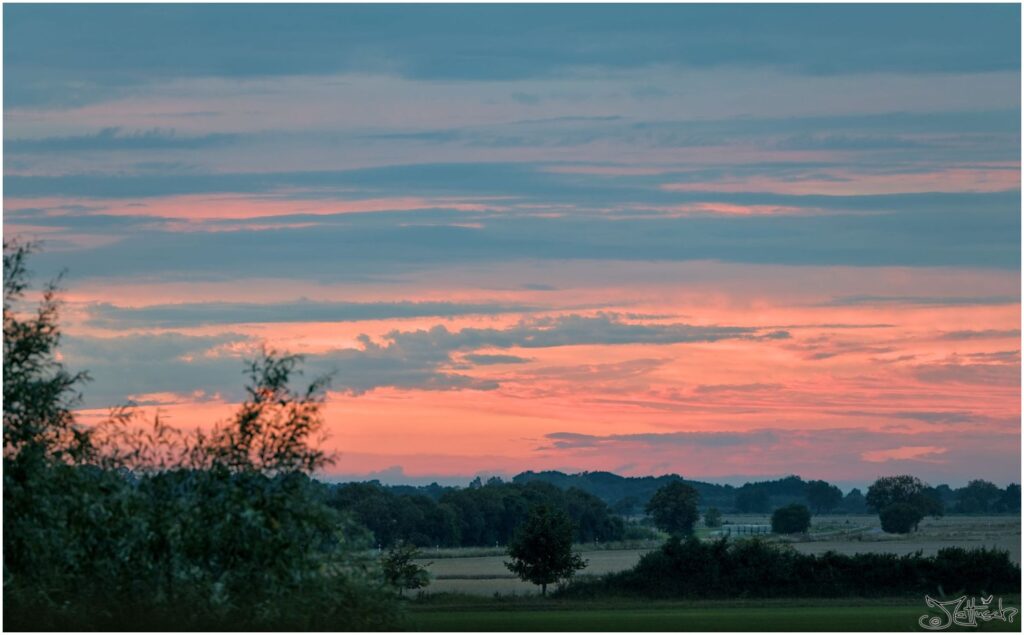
(3, 4), (1021, 631)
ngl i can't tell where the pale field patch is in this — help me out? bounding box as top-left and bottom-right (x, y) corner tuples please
(412, 515), (1021, 596)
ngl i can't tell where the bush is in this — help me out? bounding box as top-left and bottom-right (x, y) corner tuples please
(704, 507), (723, 528)
(771, 503), (811, 534)
(3, 242), (400, 630)
(879, 502), (924, 534)
(558, 536), (1020, 600)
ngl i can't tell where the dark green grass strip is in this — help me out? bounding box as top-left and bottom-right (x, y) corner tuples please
(407, 599), (1022, 632)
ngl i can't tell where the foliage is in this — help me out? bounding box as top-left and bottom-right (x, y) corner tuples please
(805, 480), (843, 514)
(2, 242), (399, 630)
(645, 481), (700, 536)
(955, 479), (1004, 513)
(734, 485), (771, 513)
(382, 541), (431, 596)
(878, 502), (924, 534)
(329, 478), (624, 548)
(505, 505), (587, 596)
(196, 351), (333, 474)
(559, 535), (1020, 599)
(3, 240), (92, 466)
(866, 475), (927, 512)
(867, 475), (943, 532)
(840, 487), (867, 513)
(771, 503), (811, 534)
(704, 507), (723, 528)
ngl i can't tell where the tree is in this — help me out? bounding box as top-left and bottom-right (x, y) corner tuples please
(3, 243), (400, 630)
(805, 480), (843, 514)
(999, 484), (1021, 513)
(734, 486), (771, 513)
(955, 479), (1002, 514)
(505, 505), (586, 596)
(381, 542), (431, 596)
(841, 488), (867, 513)
(3, 240), (92, 466)
(865, 475), (928, 512)
(645, 481), (700, 536)
(879, 503), (923, 534)
(771, 504), (811, 534)
(704, 507), (723, 528)
(867, 475), (941, 533)
(195, 348), (333, 474)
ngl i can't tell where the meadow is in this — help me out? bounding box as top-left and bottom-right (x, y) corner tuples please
(406, 596), (1023, 632)
(414, 515), (1021, 597)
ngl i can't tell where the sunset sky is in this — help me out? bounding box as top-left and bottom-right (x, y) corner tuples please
(4, 5), (1020, 488)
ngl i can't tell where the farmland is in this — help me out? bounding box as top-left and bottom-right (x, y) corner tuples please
(414, 515), (1020, 597)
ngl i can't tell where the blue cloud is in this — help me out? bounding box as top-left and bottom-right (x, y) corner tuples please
(5, 5), (1019, 106)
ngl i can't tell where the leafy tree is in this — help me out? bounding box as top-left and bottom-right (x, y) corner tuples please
(3, 240), (92, 467)
(866, 475), (942, 531)
(999, 484), (1021, 513)
(3, 243), (399, 630)
(381, 542), (431, 596)
(879, 503), (924, 534)
(865, 475), (928, 512)
(734, 486), (771, 513)
(645, 481), (700, 536)
(955, 479), (1002, 514)
(611, 495), (640, 516)
(841, 487), (867, 513)
(704, 506), (723, 528)
(505, 505), (587, 596)
(771, 503), (811, 534)
(805, 480), (843, 514)
(195, 349), (332, 474)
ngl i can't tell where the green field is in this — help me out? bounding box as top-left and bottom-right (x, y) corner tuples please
(407, 597), (1022, 631)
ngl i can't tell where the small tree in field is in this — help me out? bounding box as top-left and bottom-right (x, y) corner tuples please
(867, 475), (942, 532)
(505, 505), (586, 596)
(704, 507), (723, 528)
(381, 542), (430, 597)
(771, 503), (811, 534)
(879, 503), (923, 534)
(645, 481), (700, 536)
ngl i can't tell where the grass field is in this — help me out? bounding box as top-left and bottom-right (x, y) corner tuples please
(407, 597), (1023, 631)
(414, 515), (1020, 597)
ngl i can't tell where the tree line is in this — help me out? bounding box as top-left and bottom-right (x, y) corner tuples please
(514, 470), (1020, 516)
(326, 478), (636, 548)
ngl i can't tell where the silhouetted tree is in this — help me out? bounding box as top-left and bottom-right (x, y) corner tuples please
(805, 480), (843, 514)
(955, 479), (1002, 514)
(704, 507), (723, 528)
(505, 505), (586, 596)
(867, 475), (942, 532)
(999, 484), (1021, 513)
(841, 487), (867, 513)
(735, 486), (771, 513)
(381, 542), (430, 596)
(645, 481), (700, 536)
(771, 503), (811, 534)
(879, 503), (923, 534)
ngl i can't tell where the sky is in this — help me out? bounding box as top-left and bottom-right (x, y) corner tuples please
(3, 4), (1021, 488)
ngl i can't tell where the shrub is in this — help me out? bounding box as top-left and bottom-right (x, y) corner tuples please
(771, 503), (811, 534)
(704, 507), (723, 528)
(3, 242), (400, 630)
(557, 536), (1020, 600)
(879, 502), (925, 534)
